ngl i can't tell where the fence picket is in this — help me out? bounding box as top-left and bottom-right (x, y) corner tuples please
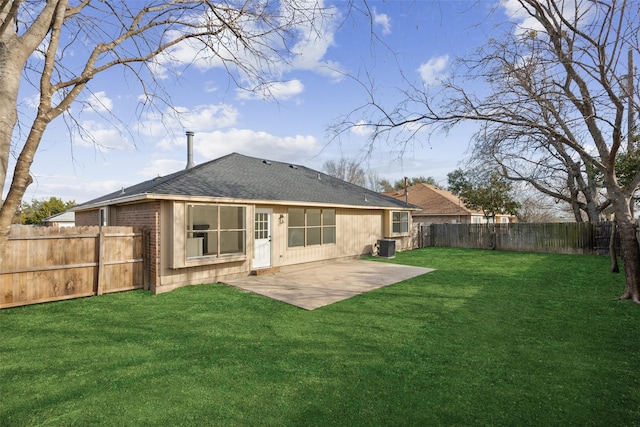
(426, 222), (623, 255)
(1, 225), (145, 309)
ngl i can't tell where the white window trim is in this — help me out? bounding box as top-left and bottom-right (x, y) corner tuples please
(390, 211), (410, 235)
(171, 202), (248, 269)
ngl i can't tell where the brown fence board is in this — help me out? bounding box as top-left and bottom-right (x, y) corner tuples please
(429, 222), (598, 254)
(1, 225), (145, 309)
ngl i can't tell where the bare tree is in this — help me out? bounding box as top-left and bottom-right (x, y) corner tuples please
(340, 1), (640, 302)
(469, 129), (606, 223)
(322, 158), (367, 187)
(366, 170), (384, 192)
(0, 0), (334, 261)
(517, 190), (574, 223)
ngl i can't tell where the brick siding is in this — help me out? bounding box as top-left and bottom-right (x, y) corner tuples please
(115, 202), (160, 290)
(74, 210), (100, 226)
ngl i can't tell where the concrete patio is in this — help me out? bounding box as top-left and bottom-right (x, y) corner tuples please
(221, 259), (434, 310)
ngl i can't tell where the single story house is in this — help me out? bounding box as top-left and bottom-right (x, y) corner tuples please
(42, 211), (76, 227)
(73, 152), (416, 294)
(384, 183), (516, 225)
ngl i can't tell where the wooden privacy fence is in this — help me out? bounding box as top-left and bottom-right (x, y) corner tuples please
(1, 225), (147, 309)
(428, 222), (598, 255)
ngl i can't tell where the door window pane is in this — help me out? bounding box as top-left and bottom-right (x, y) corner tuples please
(255, 213), (268, 239)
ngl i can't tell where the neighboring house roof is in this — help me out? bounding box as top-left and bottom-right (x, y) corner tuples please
(384, 183), (484, 217)
(42, 211), (76, 226)
(42, 211), (75, 224)
(75, 153), (414, 210)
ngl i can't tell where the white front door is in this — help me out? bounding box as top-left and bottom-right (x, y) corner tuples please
(253, 208), (272, 269)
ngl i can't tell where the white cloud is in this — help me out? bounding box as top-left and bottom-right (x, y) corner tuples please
(194, 128), (319, 161)
(22, 90), (65, 110)
(82, 179), (129, 194)
(236, 80), (304, 101)
(132, 99), (319, 169)
(350, 120), (374, 136)
(500, 0), (545, 35)
(401, 121), (428, 134)
(25, 174), (131, 204)
(87, 91), (113, 113)
(288, 5), (345, 81)
(136, 103), (319, 167)
(500, 0), (532, 21)
(501, 0), (593, 37)
(417, 54), (449, 86)
(312, 60), (345, 81)
(138, 103), (240, 148)
(204, 81), (218, 93)
(152, 29), (226, 77)
(180, 104), (239, 131)
(133, 128), (320, 179)
(137, 159), (186, 178)
(22, 93), (40, 109)
(373, 8), (391, 35)
(152, 3), (344, 84)
(76, 120), (134, 151)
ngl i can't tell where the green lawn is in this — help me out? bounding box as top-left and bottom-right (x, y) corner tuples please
(2, 248), (639, 426)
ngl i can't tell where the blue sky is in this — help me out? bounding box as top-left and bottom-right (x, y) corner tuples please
(14, 0), (517, 204)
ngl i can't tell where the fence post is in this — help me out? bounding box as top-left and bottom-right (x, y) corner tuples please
(96, 228), (105, 295)
(143, 228), (150, 291)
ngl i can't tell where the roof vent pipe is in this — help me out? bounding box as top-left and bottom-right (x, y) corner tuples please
(185, 131), (195, 169)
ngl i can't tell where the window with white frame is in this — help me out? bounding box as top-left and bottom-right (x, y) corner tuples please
(186, 204), (246, 258)
(471, 216), (483, 224)
(392, 211), (409, 234)
(288, 208), (336, 247)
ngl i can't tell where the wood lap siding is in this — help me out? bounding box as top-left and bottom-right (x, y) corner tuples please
(282, 208), (383, 265)
(1, 225), (145, 309)
(338, 209), (382, 257)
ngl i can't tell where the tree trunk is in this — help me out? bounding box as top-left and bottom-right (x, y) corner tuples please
(0, 1), (61, 264)
(586, 202), (600, 224)
(609, 221), (619, 273)
(617, 218), (640, 303)
(0, 46), (21, 197)
(0, 44), (24, 266)
(0, 112), (45, 264)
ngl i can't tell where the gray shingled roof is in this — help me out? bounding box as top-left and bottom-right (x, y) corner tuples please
(76, 153), (414, 209)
